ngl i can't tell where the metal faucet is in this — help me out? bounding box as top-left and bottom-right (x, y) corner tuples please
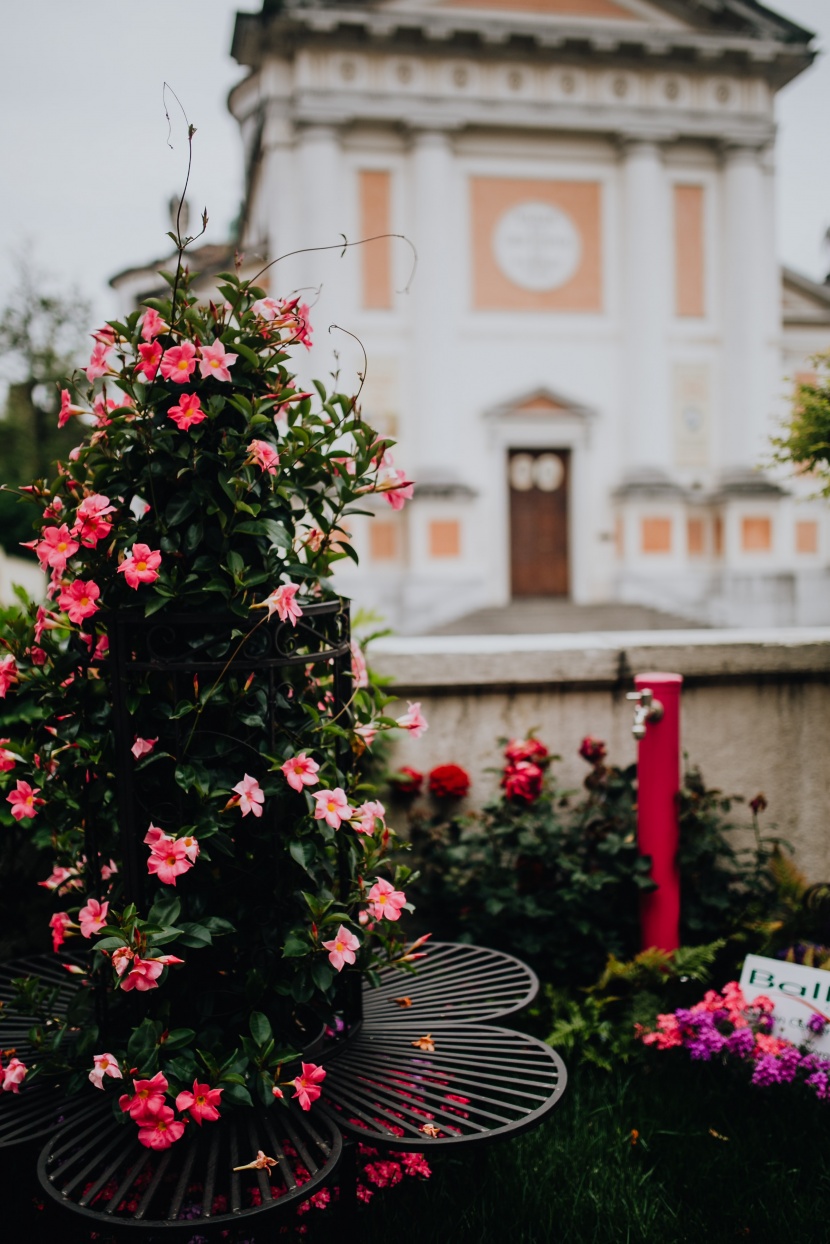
(626, 687), (664, 740)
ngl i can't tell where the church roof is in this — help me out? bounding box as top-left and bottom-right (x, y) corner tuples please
(232, 0), (814, 88)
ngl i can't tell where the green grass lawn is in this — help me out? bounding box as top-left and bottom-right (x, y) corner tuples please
(343, 1057), (828, 1244)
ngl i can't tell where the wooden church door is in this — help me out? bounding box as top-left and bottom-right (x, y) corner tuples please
(508, 449), (570, 597)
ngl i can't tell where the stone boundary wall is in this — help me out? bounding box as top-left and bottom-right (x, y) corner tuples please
(371, 629), (830, 880)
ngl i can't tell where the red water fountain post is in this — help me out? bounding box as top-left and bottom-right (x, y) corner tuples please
(628, 672), (683, 952)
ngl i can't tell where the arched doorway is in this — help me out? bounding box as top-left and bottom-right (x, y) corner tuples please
(508, 448), (570, 597)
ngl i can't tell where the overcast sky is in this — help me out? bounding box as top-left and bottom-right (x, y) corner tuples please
(0, 0), (828, 326)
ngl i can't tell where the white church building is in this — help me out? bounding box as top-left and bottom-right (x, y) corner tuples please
(114, 0), (830, 632)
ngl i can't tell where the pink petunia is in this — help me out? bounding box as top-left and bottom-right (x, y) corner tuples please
(313, 788), (355, 830)
(231, 774), (265, 817)
(396, 701), (428, 739)
(58, 389), (85, 429)
(89, 1053), (123, 1089)
(255, 582), (302, 625)
(1, 1057), (28, 1094)
(322, 925), (360, 972)
(160, 341), (197, 384)
(141, 308), (167, 341)
(137, 1105), (185, 1149)
(352, 800), (385, 836)
(0, 654), (19, 698)
(366, 877), (407, 922)
(118, 544), (162, 590)
(175, 1080), (223, 1125)
(49, 910), (74, 952)
(247, 439), (280, 475)
(34, 525), (79, 572)
(58, 579), (101, 624)
(167, 392), (206, 430)
(135, 340), (163, 382)
(74, 494), (115, 547)
(147, 838), (194, 886)
(281, 753), (320, 793)
(199, 339), (238, 382)
(8, 780), (45, 821)
(86, 343), (113, 382)
(78, 897), (110, 938)
(131, 736), (158, 760)
(120, 1072), (169, 1120)
(292, 1062), (326, 1111)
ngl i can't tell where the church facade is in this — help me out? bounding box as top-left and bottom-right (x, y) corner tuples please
(121, 1), (830, 630)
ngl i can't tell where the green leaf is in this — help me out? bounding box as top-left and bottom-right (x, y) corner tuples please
(282, 934), (308, 958)
(221, 1082), (253, 1108)
(175, 923), (213, 949)
(249, 1011), (273, 1046)
(162, 1028), (196, 1052)
(311, 958), (335, 992)
(289, 840), (316, 872)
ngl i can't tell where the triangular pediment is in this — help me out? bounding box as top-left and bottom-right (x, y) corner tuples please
(782, 266), (830, 326)
(485, 386), (593, 419)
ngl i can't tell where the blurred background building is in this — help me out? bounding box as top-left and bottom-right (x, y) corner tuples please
(112, 0), (830, 633)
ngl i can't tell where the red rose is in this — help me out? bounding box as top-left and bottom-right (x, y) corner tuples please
(428, 764), (471, 799)
(578, 736), (607, 766)
(504, 737), (549, 765)
(389, 766), (423, 796)
(501, 760), (544, 803)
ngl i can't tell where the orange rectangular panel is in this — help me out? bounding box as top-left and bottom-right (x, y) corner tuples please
(687, 517), (705, 557)
(470, 177), (602, 313)
(370, 520), (397, 561)
(796, 520), (818, 554)
(674, 185), (705, 318)
(741, 517), (772, 552)
(641, 517), (672, 554)
(429, 520), (461, 559)
(359, 170), (393, 310)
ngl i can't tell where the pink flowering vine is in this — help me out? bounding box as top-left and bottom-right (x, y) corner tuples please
(7, 779), (45, 821)
(313, 788), (355, 830)
(118, 544), (162, 590)
(160, 342), (197, 384)
(175, 1080), (223, 1125)
(199, 339), (238, 382)
(281, 753), (320, 793)
(167, 392), (206, 430)
(247, 439), (280, 476)
(322, 925), (360, 971)
(231, 774), (265, 818)
(366, 878), (407, 921)
(58, 579), (100, 624)
(395, 701), (428, 739)
(0, 654), (19, 698)
(89, 1054), (123, 1089)
(292, 1062), (326, 1111)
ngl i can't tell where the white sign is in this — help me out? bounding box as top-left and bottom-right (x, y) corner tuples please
(493, 201), (581, 292)
(740, 953), (830, 1055)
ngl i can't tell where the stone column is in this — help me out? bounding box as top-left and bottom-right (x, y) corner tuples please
(619, 137), (671, 479)
(720, 141), (775, 475)
(409, 127), (459, 477)
(295, 124), (349, 361)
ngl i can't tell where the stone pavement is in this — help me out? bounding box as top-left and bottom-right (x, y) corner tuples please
(426, 597), (709, 635)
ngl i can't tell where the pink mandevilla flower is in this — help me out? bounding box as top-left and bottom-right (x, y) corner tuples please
(281, 753), (320, 793)
(34, 525), (80, 571)
(395, 701), (428, 739)
(58, 579), (101, 624)
(199, 339), (238, 382)
(292, 1062), (326, 1111)
(131, 736), (158, 759)
(232, 774), (265, 817)
(147, 837), (195, 886)
(167, 392), (206, 430)
(38, 865), (74, 890)
(366, 878), (407, 922)
(175, 1080), (223, 1125)
(141, 308), (167, 340)
(353, 800), (385, 836)
(382, 469), (414, 511)
(0, 654), (19, 698)
(74, 494), (116, 547)
(120, 1072), (169, 1120)
(160, 341), (197, 384)
(322, 925), (360, 972)
(58, 390), (85, 429)
(8, 780), (45, 821)
(135, 340), (163, 382)
(313, 788), (355, 830)
(119, 955), (183, 993)
(248, 439), (280, 475)
(256, 582), (303, 625)
(49, 910), (73, 952)
(78, 897), (110, 938)
(137, 1105), (186, 1150)
(1, 1058), (28, 1094)
(89, 1053), (123, 1089)
(0, 739), (15, 773)
(118, 544), (162, 590)
(86, 343), (112, 382)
